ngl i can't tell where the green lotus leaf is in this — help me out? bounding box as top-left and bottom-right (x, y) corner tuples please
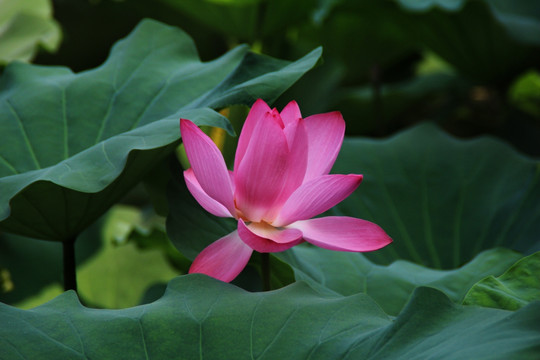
(330, 123), (540, 268)
(0, 19), (321, 241)
(277, 246), (522, 316)
(0, 275), (538, 359)
(463, 251), (540, 310)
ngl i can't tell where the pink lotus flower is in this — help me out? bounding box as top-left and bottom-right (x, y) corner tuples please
(180, 99), (392, 282)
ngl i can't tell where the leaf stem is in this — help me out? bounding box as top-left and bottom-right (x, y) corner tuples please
(63, 237), (77, 292)
(261, 252), (271, 291)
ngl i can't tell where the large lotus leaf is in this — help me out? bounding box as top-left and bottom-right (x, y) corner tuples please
(330, 123), (540, 268)
(463, 251), (540, 310)
(277, 245), (522, 316)
(0, 0), (61, 65)
(0, 19), (322, 241)
(0, 275), (539, 359)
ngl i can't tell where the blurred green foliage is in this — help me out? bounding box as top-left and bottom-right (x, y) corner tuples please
(0, 0), (532, 154)
(0, 0), (61, 65)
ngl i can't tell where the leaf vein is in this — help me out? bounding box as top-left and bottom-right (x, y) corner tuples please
(0, 154), (18, 174)
(6, 99), (41, 169)
(0, 338), (28, 360)
(5, 312), (84, 357)
(373, 154), (423, 264)
(93, 44), (155, 144)
(256, 306), (300, 359)
(137, 309), (150, 360)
